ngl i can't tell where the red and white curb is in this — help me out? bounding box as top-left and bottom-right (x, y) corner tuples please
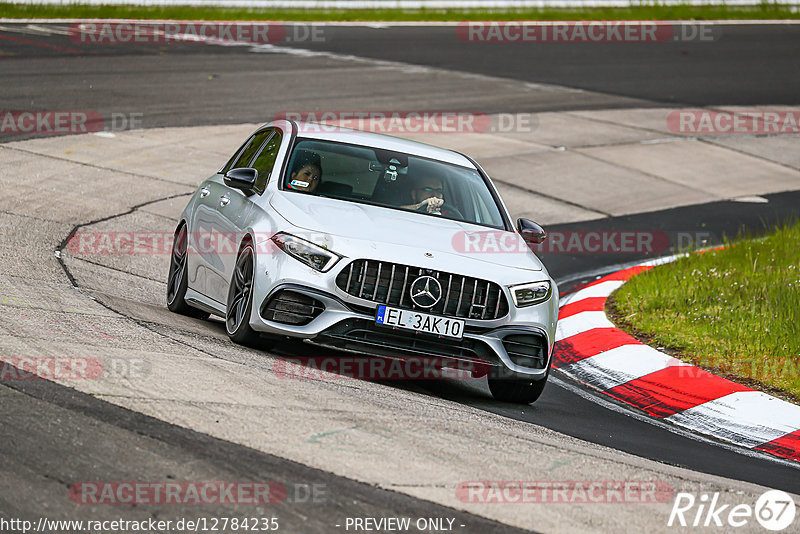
(553, 258), (800, 463)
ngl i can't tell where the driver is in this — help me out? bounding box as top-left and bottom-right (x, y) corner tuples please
(403, 176), (445, 214)
(287, 152), (322, 193)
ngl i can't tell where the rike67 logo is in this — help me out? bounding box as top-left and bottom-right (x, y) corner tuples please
(668, 490), (796, 531)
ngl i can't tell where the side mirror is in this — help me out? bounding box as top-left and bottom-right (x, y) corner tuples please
(517, 218), (547, 245)
(224, 167), (258, 194)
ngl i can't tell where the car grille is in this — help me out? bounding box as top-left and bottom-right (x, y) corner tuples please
(335, 259), (509, 320)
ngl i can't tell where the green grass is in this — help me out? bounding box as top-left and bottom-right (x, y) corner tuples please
(0, 3), (798, 21)
(611, 222), (800, 402)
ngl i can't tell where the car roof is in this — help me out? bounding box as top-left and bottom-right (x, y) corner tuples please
(273, 120), (478, 169)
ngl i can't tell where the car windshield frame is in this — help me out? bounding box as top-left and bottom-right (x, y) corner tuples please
(278, 136), (511, 231)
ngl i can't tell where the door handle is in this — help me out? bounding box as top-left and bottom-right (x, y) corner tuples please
(219, 195), (230, 207)
(199, 187), (210, 198)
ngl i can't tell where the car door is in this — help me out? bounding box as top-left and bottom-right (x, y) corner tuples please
(187, 177), (222, 299)
(212, 128), (285, 304)
(206, 181), (254, 304)
(192, 129), (273, 303)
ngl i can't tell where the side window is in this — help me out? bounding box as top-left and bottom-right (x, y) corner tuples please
(221, 135), (255, 174)
(252, 130), (283, 194)
(228, 129), (272, 172)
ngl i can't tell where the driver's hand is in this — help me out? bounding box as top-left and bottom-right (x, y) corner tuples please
(419, 197), (444, 213)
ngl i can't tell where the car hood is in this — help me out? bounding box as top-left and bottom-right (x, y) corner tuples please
(269, 192), (543, 272)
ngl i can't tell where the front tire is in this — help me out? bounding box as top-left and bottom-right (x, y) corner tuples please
(226, 243), (272, 349)
(488, 375), (548, 404)
(167, 224), (210, 320)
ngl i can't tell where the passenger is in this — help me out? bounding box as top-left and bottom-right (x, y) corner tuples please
(287, 152), (322, 193)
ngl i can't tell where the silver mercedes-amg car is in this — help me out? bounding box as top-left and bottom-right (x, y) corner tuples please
(167, 120), (558, 403)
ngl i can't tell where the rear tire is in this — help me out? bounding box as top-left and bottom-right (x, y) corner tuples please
(167, 224), (210, 320)
(226, 243), (273, 350)
(488, 375), (548, 404)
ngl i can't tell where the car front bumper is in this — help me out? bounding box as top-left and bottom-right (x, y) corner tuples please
(251, 282), (555, 379)
(249, 243), (558, 378)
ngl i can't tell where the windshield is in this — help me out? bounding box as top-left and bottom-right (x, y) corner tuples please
(282, 138), (506, 229)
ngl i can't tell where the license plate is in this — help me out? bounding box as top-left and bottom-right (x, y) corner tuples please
(375, 305), (464, 339)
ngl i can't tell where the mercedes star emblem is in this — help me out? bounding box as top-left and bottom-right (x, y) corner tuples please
(409, 275), (442, 308)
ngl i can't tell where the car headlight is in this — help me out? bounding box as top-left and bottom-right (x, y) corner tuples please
(509, 281), (552, 307)
(271, 232), (341, 272)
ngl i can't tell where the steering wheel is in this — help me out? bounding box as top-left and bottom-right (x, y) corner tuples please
(439, 203), (465, 220)
(417, 202), (464, 220)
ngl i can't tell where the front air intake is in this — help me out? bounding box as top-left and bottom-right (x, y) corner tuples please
(502, 334), (547, 369)
(261, 290), (324, 326)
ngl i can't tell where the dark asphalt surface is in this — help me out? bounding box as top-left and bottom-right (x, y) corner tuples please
(1, 22), (799, 139)
(1, 21), (799, 527)
(0, 373), (527, 534)
(276, 23), (800, 107)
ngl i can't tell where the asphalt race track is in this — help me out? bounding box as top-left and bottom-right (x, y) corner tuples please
(2, 22), (800, 137)
(1, 21), (799, 532)
(273, 23), (800, 107)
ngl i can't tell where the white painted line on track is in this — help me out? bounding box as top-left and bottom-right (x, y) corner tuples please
(549, 373), (800, 469)
(555, 310), (614, 342)
(666, 391), (800, 449)
(564, 344), (689, 390)
(566, 279), (624, 303)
